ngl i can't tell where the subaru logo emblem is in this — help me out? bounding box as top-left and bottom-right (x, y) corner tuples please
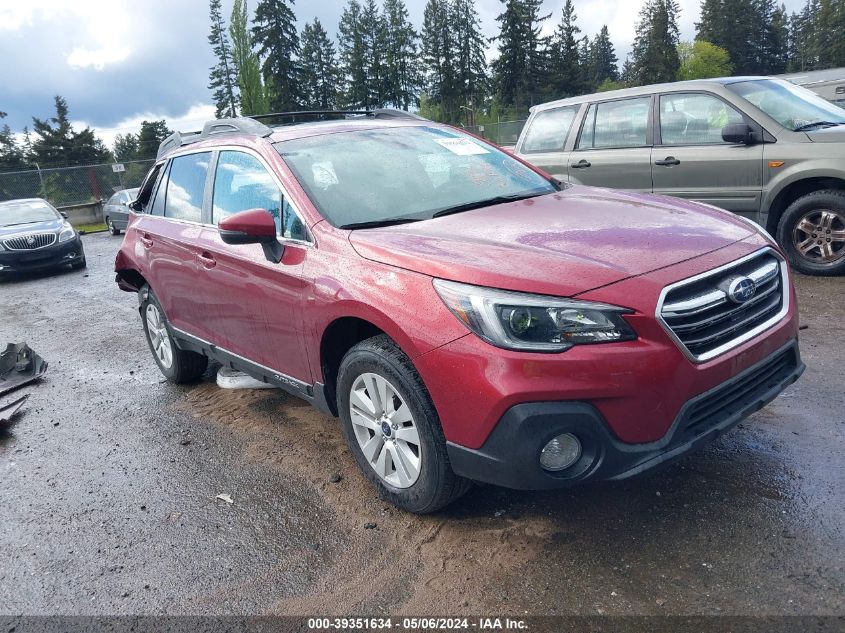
(728, 276), (756, 304)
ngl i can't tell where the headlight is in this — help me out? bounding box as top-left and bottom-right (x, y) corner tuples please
(58, 223), (76, 242)
(433, 279), (636, 352)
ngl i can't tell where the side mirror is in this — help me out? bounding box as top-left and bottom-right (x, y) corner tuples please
(127, 199), (141, 212)
(60, 211), (68, 219)
(722, 123), (758, 145)
(219, 208), (283, 263)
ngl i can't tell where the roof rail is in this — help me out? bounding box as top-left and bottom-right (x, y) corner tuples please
(249, 108), (426, 124)
(156, 109), (425, 158)
(156, 117), (273, 158)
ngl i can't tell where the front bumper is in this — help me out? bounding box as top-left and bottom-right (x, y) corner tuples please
(0, 237), (84, 274)
(446, 340), (804, 489)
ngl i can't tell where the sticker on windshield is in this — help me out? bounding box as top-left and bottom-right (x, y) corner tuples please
(434, 137), (489, 156)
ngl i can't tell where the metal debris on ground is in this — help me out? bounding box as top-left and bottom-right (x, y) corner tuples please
(0, 393), (29, 427)
(0, 343), (48, 396)
(215, 367), (275, 390)
(215, 493), (234, 504)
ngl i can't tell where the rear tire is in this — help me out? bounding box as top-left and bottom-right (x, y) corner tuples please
(107, 217), (120, 235)
(336, 334), (472, 514)
(140, 286), (207, 383)
(777, 190), (845, 276)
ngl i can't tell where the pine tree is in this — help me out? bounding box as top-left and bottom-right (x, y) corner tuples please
(588, 26), (619, 89)
(451, 0), (487, 118)
(31, 96), (110, 167)
(112, 133), (139, 162)
(208, 0), (239, 118)
(231, 0), (269, 116)
(697, 0), (760, 74)
(421, 0), (458, 118)
(630, 0), (681, 85)
(764, 3), (790, 74)
(136, 121), (173, 160)
(300, 18), (339, 110)
(491, 0), (550, 110)
(0, 116), (27, 171)
(361, 0), (388, 108)
(548, 0), (582, 98)
(253, 0), (301, 112)
(383, 0), (421, 110)
(338, 0), (369, 108)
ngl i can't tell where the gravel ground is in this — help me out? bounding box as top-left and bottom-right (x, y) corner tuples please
(0, 232), (843, 617)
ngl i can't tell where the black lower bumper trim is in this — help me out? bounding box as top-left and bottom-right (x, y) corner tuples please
(447, 339), (804, 490)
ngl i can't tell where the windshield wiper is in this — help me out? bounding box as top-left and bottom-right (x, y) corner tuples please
(340, 217), (425, 230)
(431, 192), (547, 218)
(793, 121), (843, 131)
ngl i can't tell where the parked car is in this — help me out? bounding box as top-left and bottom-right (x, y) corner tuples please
(115, 112), (804, 513)
(514, 77), (845, 276)
(0, 198), (86, 278)
(103, 187), (139, 235)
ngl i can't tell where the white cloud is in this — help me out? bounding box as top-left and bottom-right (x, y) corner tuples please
(74, 103), (217, 151)
(67, 45), (130, 70)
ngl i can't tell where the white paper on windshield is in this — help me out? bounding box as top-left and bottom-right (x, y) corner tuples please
(434, 137), (489, 156)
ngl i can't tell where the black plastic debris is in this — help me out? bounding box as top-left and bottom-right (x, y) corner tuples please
(0, 343), (48, 396)
(0, 394), (28, 428)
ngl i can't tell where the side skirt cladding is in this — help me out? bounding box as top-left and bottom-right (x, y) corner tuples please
(169, 326), (335, 418)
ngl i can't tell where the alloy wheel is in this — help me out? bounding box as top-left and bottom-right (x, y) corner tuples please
(792, 209), (845, 264)
(145, 304), (173, 369)
(349, 372), (421, 488)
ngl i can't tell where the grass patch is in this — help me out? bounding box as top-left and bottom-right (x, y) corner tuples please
(76, 223), (108, 234)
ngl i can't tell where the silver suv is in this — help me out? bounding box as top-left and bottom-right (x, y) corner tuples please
(514, 77), (845, 275)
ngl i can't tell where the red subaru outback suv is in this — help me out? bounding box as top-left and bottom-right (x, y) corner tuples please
(115, 111), (804, 513)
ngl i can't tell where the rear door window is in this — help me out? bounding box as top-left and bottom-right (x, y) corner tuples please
(164, 152), (211, 223)
(212, 150), (307, 241)
(578, 97), (651, 149)
(521, 106), (579, 153)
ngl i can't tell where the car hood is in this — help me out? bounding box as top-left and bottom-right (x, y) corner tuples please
(0, 218), (64, 240)
(349, 186), (756, 297)
(804, 126), (845, 142)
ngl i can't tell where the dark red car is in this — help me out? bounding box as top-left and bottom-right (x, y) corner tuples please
(115, 111), (804, 513)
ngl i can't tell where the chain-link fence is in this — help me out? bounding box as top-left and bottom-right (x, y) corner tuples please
(464, 119), (527, 147)
(0, 159), (155, 206)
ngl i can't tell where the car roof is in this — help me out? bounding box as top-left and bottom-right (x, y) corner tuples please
(0, 198), (50, 208)
(157, 111), (434, 160)
(530, 76), (779, 113)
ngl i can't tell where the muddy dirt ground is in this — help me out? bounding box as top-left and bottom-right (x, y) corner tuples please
(1, 232), (843, 617)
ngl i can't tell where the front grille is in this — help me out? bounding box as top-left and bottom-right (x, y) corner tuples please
(658, 249), (787, 361)
(3, 232), (57, 251)
(679, 346), (798, 438)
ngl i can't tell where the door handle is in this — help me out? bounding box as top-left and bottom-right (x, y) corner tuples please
(655, 157), (681, 166)
(571, 159), (592, 169)
(140, 233), (153, 248)
(198, 251), (217, 269)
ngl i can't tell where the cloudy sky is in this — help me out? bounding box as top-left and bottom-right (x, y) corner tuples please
(0, 0), (803, 149)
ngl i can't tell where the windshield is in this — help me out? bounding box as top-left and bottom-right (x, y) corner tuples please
(0, 200), (60, 227)
(274, 126), (556, 228)
(728, 79), (845, 131)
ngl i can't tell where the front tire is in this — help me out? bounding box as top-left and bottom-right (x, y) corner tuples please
(337, 335), (471, 514)
(140, 286), (207, 383)
(107, 217), (120, 235)
(777, 190), (845, 276)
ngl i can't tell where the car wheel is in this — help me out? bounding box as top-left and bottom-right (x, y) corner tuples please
(107, 217), (120, 236)
(336, 334), (472, 514)
(777, 190), (845, 276)
(140, 286), (207, 383)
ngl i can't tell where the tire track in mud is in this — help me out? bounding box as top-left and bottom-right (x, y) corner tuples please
(172, 382), (556, 615)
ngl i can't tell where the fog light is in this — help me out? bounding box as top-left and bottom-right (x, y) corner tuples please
(540, 433), (582, 472)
